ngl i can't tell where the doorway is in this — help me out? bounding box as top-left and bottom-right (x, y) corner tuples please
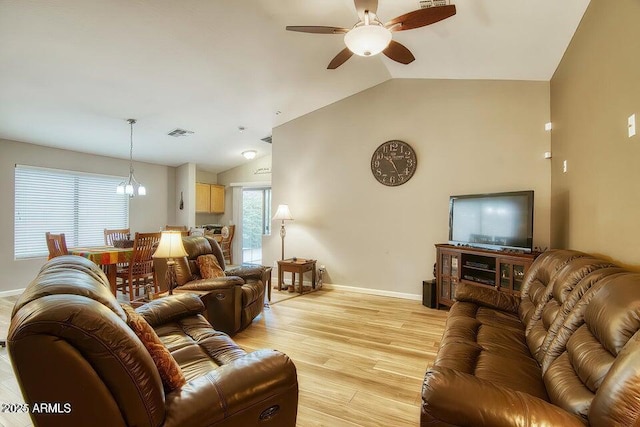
(241, 187), (271, 264)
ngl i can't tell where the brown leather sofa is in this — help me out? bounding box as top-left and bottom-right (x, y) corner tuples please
(154, 236), (267, 335)
(422, 249), (640, 426)
(8, 255), (298, 427)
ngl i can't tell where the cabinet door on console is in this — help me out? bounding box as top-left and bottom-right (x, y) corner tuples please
(498, 259), (528, 294)
(437, 250), (460, 308)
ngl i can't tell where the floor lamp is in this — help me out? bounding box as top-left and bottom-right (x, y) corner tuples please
(273, 204), (294, 260)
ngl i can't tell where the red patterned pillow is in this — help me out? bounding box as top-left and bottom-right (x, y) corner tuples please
(121, 304), (186, 393)
(197, 254), (226, 279)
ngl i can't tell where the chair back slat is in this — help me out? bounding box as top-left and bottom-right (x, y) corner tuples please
(45, 232), (69, 258)
(132, 232), (161, 264)
(118, 232), (161, 302)
(104, 228), (130, 246)
(220, 225), (235, 264)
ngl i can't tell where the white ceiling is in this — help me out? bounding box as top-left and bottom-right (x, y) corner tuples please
(0, 0), (590, 173)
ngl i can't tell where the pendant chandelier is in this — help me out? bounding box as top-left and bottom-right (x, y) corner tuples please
(116, 119), (146, 197)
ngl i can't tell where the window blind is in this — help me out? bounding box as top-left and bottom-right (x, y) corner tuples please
(14, 165), (129, 259)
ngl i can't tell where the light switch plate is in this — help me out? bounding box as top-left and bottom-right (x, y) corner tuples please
(563, 160), (568, 173)
(629, 114), (636, 138)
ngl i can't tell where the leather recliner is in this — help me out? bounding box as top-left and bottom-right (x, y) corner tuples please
(8, 255), (298, 427)
(154, 235), (267, 335)
(421, 249), (640, 426)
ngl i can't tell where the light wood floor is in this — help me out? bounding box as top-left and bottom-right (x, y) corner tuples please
(0, 288), (448, 427)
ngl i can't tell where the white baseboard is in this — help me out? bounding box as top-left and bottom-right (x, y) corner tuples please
(321, 283), (422, 301)
(0, 288), (25, 297)
(269, 271), (421, 301)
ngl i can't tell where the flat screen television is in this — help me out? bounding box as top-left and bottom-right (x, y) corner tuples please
(448, 190), (534, 252)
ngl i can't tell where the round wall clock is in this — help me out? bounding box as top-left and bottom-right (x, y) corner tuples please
(370, 140), (417, 186)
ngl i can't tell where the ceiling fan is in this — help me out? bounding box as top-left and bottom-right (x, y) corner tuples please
(286, 0), (456, 69)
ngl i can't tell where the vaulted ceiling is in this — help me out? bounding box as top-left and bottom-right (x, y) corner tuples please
(0, 0), (590, 173)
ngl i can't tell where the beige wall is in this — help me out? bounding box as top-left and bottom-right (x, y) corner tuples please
(267, 79), (551, 295)
(216, 154), (272, 227)
(175, 163), (196, 228)
(0, 138), (175, 292)
(550, 0), (640, 268)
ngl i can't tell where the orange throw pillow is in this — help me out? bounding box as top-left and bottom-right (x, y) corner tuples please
(197, 254), (225, 279)
(121, 304), (186, 393)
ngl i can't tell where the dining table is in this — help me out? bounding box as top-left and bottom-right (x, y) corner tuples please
(69, 246), (134, 296)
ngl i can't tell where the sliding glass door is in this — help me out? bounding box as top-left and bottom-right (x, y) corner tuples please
(241, 187), (271, 264)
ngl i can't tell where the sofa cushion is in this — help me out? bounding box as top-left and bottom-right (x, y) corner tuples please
(153, 313), (248, 383)
(524, 257), (616, 364)
(438, 303), (548, 400)
(121, 304), (186, 393)
(518, 250), (589, 332)
(197, 254), (225, 279)
(174, 257), (193, 286)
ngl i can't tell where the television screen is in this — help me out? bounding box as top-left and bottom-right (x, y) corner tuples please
(449, 191), (534, 252)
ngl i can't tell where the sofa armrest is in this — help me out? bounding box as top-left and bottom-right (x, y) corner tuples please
(225, 265), (265, 281)
(135, 294), (205, 327)
(164, 349), (298, 427)
(178, 276), (245, 291)
(422, 366), (584, 427)
(454, 281), (520, 314)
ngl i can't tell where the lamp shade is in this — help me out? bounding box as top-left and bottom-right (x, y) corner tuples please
(153, 231), (188, 259)
(272, 204), (294, 221)
(344, 24), (392, 57)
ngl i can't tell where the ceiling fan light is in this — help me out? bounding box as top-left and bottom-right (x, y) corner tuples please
(344, 24), (392, 57)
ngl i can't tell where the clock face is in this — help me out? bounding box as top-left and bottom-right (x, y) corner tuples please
(371, 140), (417, 186)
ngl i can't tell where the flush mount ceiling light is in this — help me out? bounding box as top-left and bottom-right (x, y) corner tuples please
(116, 119), (146, 197)
(242, 150), (257, 160)
(286, 0), (456, 69)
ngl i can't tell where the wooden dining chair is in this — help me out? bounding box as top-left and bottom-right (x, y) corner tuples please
(104, 228), (131, 279)
(117, 232), (161, 301)
(220, 225), (235, 265)
(104, 228), (131, 246)
(45, 232), (69, 259)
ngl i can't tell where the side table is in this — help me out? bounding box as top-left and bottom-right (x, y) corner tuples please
(277, 259), (316, 295)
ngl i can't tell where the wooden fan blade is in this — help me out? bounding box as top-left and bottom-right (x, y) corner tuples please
(286, 26), (349, 34)
(382, 40), (415, 65)
(385, 5), (456, 32)
(328, 48), (354, 69)
(354, 0), (378, 20)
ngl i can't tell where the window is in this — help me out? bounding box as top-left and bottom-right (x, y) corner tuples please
(14, 165), (129, 259)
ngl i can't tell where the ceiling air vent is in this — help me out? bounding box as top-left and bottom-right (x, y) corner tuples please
(419, 0), (447, 8)
(167, 128), (194, 137)
(261, 135), (272, 144)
